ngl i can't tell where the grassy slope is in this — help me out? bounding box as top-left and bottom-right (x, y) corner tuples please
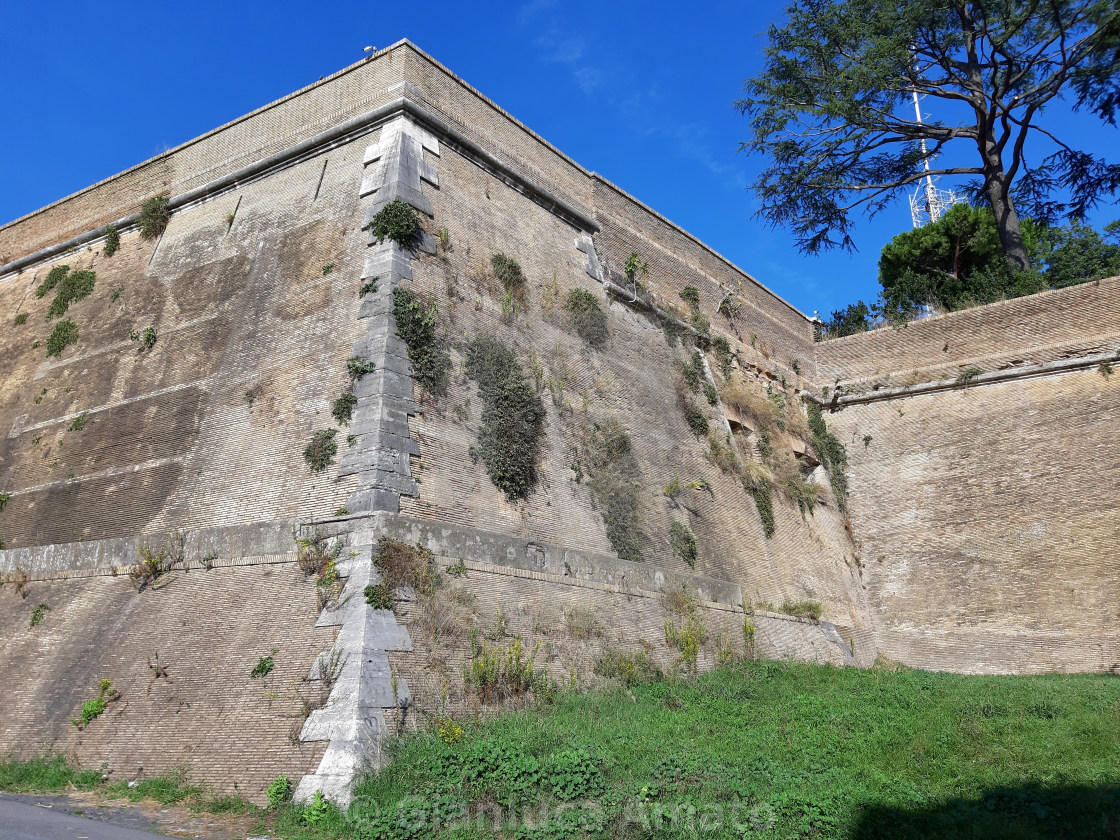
(3, 661), (1119, 839)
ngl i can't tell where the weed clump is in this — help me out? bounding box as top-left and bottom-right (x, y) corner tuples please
(806, 401), (848, 511)
(364, 582), (394, 610)
(565, 288), (608, 349)
(129, 532), (183, 591)
(72, 679), (117, 729)
(331, 391), (357, 425)
(30, 604), (50, 628)
(304, 429), (338, 473)
(102, 224), (120, 256)
(266, 775), (293, 809)
(464, 336), (546, 501)
(577, 418), (644, 563)
(347, 356), (376, 381)
(14, 312), (28, 326)
(594, 648), (661, 686)
(373, 538), (437, 596)
(250, 656), (275, 678)
(45, 320), (79, 357)
(45, 269), (96, 319)
(466, 630), (551, 703)
(138, 197), (171, 240)
(664, 612), (708, 672)
(35, 265), (70, 299)
(130, 327), (157, 350)
(392, 286), (451, 397)
(684, 402), (709, 437)
(669, 521), (698, 568)
(366, 198), (421, 249)
(743, 469), (776, 538)
(780, 599), (823, 621)
(491, 252), (526, 300)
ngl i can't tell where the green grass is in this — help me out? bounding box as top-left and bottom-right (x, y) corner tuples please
(3, 662), (1118, 838)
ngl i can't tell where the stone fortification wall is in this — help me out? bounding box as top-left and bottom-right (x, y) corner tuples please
(818, 281), (1120, 674)
(816, 277), (1120, 390)
(0, 522), (331, 805)
(0, 40), (867, 805)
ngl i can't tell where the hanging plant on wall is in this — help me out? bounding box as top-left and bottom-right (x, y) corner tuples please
(464, 336), (546, 501)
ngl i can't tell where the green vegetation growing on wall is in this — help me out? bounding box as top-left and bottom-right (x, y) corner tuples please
(39, 268), (96, 320)
(14, 312), (28, 326)
(46, 320), (78, 357)
(392, 286), (451, 397)
(683, 402), (709, 437)
(102, 224), (120, 256)
(347, 356), (376, 381)
(464, 336), (546, 501)
(466, 631), (551, 703)
(331, 391), (357, 425)
(578, 418), (644, 563)
(373, 538), (437, 597)
(491, 253), (527, 300)
(366, 198), (421, 249)
(711, 336), (733, 379)
(806, 401), (849, 511)
(29, 604), (50, 628)
(138, 197), (171, 240)
(0, 493), (9, 513)
(130, 327), (158, 351)
(669, 521), (698, 568)
(744, 472), (776, 537)
(71, 679), (117, 730)
(564, 288), (608, 349)
(304, 429), (338, 473)
(35, 265), (70, 299)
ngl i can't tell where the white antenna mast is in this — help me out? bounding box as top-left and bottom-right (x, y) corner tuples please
(908, 87), (965, 228)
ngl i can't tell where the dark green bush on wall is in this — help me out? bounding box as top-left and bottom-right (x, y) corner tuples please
(102, 224), (120, 257)
(565, 288), (608, 349)
(46, 270), (96, 320)
(581, 418), (643, 563)
(669, 521), (698, 567)
(391, 286), (451, 396)
(46, 320), (79, 358)
(491, 253), (526, 298)
(138, 197), (171, 240)
(806, 401), (849, 511)
(464, 336), (546, 501)
(35, 265), (70, 299)
(332, 391), (358, 425)
(304, 429), (338, 473)
(366, 198), (421, 249)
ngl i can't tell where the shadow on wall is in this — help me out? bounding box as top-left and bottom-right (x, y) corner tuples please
(850, 784), (1120, 839)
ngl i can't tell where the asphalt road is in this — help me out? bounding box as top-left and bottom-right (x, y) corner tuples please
(0, 798), (169, 840)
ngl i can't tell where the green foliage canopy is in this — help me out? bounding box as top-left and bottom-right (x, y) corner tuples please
(738, 0), (1120, 269)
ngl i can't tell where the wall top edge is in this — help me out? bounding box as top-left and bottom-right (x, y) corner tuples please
(816, 276), (1120, 351)
(591, 174), (812, 324)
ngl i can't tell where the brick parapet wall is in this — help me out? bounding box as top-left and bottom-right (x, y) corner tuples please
(815, 277), (1120, 389)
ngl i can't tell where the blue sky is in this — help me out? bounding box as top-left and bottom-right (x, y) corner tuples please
(1, 0), (1117, 317)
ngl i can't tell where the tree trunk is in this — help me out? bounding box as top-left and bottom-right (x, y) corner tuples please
(980, 141), (1031, 272)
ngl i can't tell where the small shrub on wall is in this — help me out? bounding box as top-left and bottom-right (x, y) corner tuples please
(366, 198), (420, 249)
(491, 253), (527, 300)
(464, 336), (546, 501)
(138, 197), (171, 240)
(565, 288), (608, 349)
(392, 287), (451, 397)
(46, 320), (79, 357)
(102, 224), (120, 256)
(669, 521), (698, 567)
(576, 418), (643, 563)
(304, 429), (338, 473)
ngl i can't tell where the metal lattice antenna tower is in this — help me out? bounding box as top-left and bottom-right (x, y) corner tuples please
(908, 89), (965, 228)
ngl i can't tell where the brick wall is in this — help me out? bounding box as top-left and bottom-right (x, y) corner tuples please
(0, 557), (332, 803)
(821, 293), (1120, 673)
(816, 277), (1120, 389)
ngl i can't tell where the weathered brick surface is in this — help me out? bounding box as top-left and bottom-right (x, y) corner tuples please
(815, 277), (1120, 390)
(828, 366), (1120, 674)
(0, 561), (332, 803)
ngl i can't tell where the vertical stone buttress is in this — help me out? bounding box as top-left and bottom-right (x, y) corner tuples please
(294, 114), (439, 805)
